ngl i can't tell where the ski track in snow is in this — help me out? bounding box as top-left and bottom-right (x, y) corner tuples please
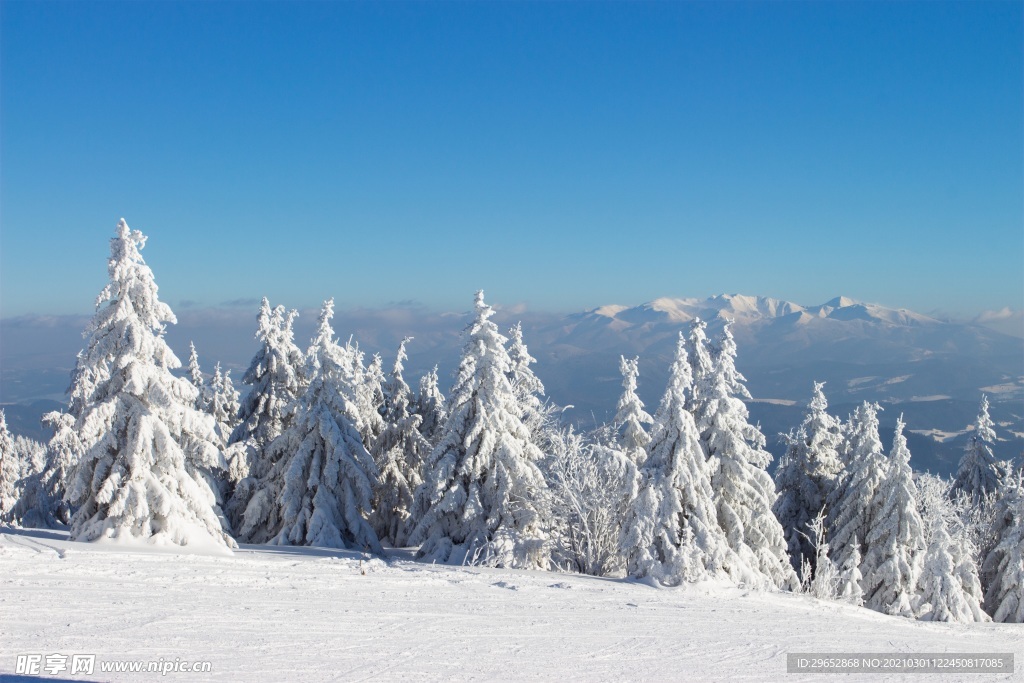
(0, 529), (1020, 682)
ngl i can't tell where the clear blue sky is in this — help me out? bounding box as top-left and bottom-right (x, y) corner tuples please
(1, 1), (1021, 317)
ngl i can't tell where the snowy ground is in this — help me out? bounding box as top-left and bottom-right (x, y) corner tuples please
(0, 529), (1019, 682)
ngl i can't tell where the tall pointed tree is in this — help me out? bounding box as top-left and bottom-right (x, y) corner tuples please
(952, 396), (1005, 503)
(773, 382), (844, 575)
(507, 322), (551, 448)
(410, 291), (550, 569)
(265, 300), (382, 552)
(705, 322), (799, 590)
(915, 477), (988, 623)
(371, 337), (430, 547)
(186, 341), (208, 410)
(613, 356), (653, 465)
(414, 365), (447, 446)
(65, 219), (232, 547)
(225, 298), (305, 539)
(620, 333), (734, 585)
(827, 402), (887, 577)
(860, 417), (925, 617)
(982, 473), (1024, 622)
(0, 411), (17, 524)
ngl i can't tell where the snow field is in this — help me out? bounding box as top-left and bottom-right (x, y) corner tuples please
(1, 529), (1019, 682)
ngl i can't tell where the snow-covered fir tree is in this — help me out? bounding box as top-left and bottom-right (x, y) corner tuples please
(915, 475), (988, 622)
(837, 537), (864, 606)
(414, 365), (447, 446)
(410, 291), (550, 569)
(620, 333), (734, 585)
(65, 219), (233, 547)
(952, 396), (1005, 503)
(860, 417), (924, 617)
(186, 341), (208, 410)
(225, 298), (305, 539)
(10, 413), (78, 529)
(613, 356), (653, 466)
(826, 402), (887, 576)
(684, 318), (716, 429)
(548, 427), (638, 577)
(344, 343), (386, 449)
(705, 322), (798, 590)
(773, 382), (844, 576)
(981, 472), (1024, 622)
(507, 322), (554, 450)
(371, 337), (430, 547)
(263, 299), (382, 552)
(208, 363), (240, 447)
(0, 411), (18, 524)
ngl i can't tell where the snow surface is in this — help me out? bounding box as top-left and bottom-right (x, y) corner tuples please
(1, 528), (1019, 682)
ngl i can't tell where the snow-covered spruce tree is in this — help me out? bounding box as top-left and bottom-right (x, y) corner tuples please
(0, 411), (18, 523)
(225, 298), (305, 539)
(613, 356), (653, 466)
(684, 318), (716, 429)
(981, 472), (1024, 622)
(343, 342), (385, 450)
(208, 364), (240, 447)
(263, 300), (382, 552)
(773, 382), (844, 576)
(66, 219), (233, 547)
(915, 475), (988, 622)
(410, 291), (550, 569)
(16, 411), (82, 528)
(370, 337), (430, 547)
(549, 427), (638, 576)
(952, 396), (1005, 503)
(414, 365), (447, 446)
(186, 341), (208, 410)
(705, 322), (799, 590)
(860, 417), (925, 617)
(507, 322), (556, 451)
(826, 402), (887, 576)
(620, 333), (735, 585)
(837, 537), (865, 606)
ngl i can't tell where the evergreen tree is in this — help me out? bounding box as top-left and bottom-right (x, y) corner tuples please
(0, 411), (17, 523)
(225, 298), (305, 539)
(410, 291), (550, 569)
(952, 396), (1005, 503)
(265, 300), (383, 552)
(837, 537), (864, 606)
(684, 318), (715, 429)
(371, 337), (430, 547)
(613, 356), (653, 465)
(620, 333), (734, 585)
(860, 417), (924, 617)
(507, 322), (553, 449)
(915, 479), (988, 622)
(65, 219), (232, 547)
(826, 402), (887, 576)
(414, 365), (447, 446)
(208, 363), (241, 447)
(773, 382), (844, 575)
(345, 343), (385, 449)
(981, 473), (1024, 622)
(186, 341), (208, 410)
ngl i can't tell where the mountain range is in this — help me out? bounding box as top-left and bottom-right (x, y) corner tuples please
(2, 294), (1021, 477)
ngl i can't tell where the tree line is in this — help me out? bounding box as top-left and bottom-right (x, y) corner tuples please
(0, 219), (1021, 624)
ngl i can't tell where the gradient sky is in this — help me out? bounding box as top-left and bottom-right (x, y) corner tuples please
(1, 1), (1021, 318)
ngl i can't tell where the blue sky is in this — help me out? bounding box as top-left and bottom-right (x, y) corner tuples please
(1, 1), (1021, 318)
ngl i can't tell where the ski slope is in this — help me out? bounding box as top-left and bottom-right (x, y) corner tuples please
(0, 528), (1018, 682)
